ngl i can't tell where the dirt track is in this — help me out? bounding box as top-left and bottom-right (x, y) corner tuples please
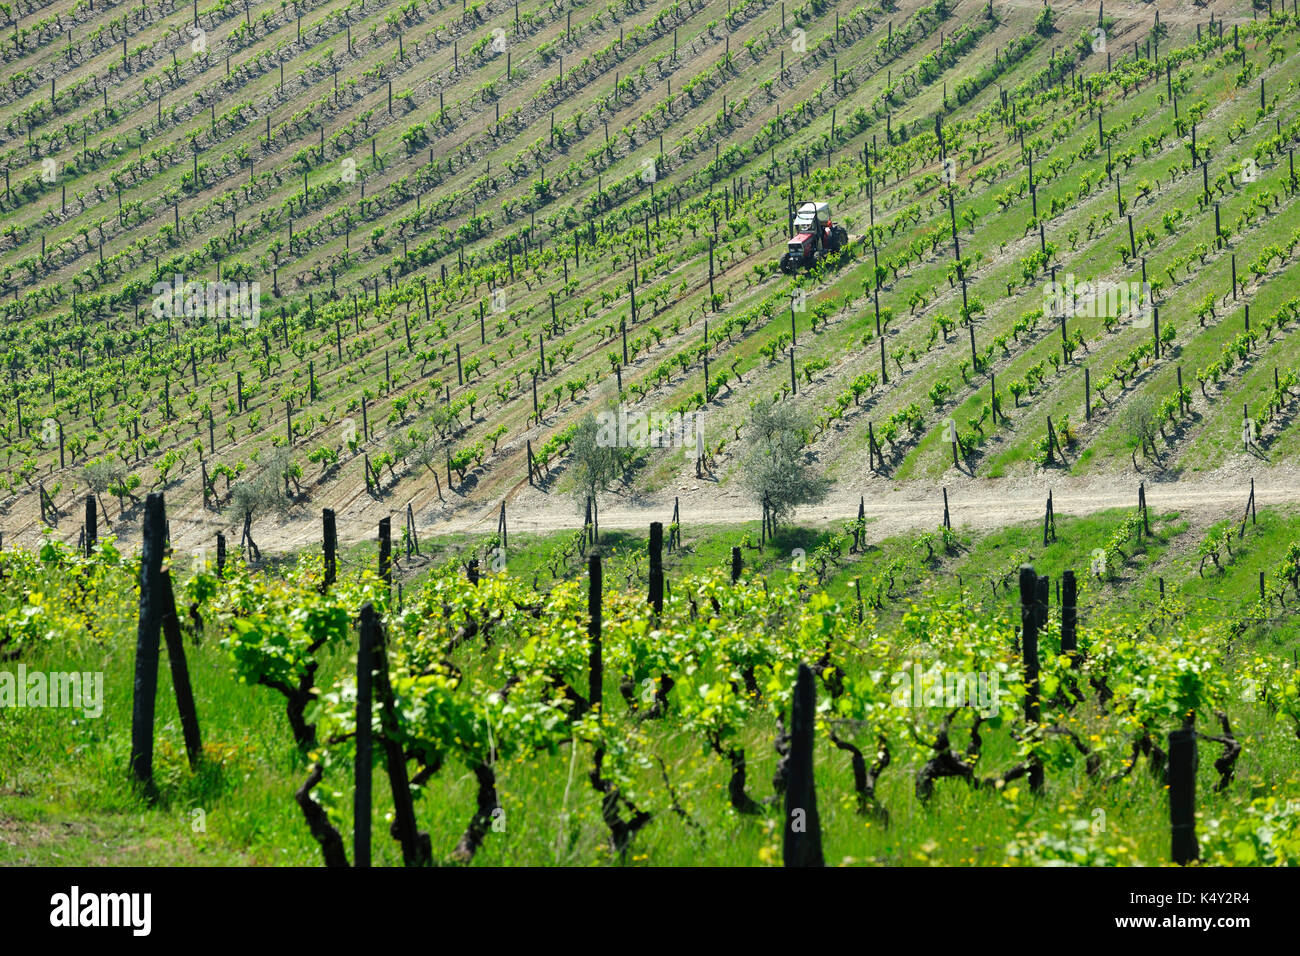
(433, 466), (1300, 539)
(13, 456), (1293, 559)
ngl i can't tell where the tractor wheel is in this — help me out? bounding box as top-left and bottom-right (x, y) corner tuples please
(780, 253), (798, 275)
(831, 226), (848, 251)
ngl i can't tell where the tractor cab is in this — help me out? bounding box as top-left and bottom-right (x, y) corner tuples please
(793, 201), (831, 232)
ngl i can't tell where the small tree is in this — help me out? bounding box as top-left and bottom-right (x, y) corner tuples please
(226, 448), (294, 560)
(80, 458), (123, 519)
(741, 397), (829, 530)
(569, 412), (633, 540)
(1122, 395), (1160, 467)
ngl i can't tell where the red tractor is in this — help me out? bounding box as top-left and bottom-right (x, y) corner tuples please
(779, 201), (848, 274)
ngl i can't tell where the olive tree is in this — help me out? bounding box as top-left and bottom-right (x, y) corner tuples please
(741, 396), (829, 530)
(1122, 395), (1160, 468)
(226, 447), (295, 560)
(569, 411), (635, 540)
(80, 457), (123, 519)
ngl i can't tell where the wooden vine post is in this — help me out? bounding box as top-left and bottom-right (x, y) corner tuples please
(649, 522), (664, 615)
(1239, 478), (1256, 539)
(160, 561), (203, 769)
(374, 607), (430, 866)
(406, 503), (421, 558)
(783, 663), (823, 867)
(1018, 565), (1045, 794)
(354, 603), (376, 867)
(84, 495), (96, 555)
(1061, 570), (1078, 663)
(128, 494), (166, 794)
(1035, 572), (1049, 634)
(1169, 725), (1199, 865)
(129, 494), (202, 791)
(588, 554), (603, 712)
(322, 509), (337, 589)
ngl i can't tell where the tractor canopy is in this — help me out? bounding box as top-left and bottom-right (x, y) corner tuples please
(793, 202), (830, 230)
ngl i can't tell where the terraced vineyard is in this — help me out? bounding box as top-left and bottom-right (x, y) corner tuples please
(0, 0), (1294, 554)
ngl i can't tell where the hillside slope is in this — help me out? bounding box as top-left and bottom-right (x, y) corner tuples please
(0, 0), (1297, 555)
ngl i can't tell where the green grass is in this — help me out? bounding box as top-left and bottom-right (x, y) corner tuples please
(6, 501), (1298, 866)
